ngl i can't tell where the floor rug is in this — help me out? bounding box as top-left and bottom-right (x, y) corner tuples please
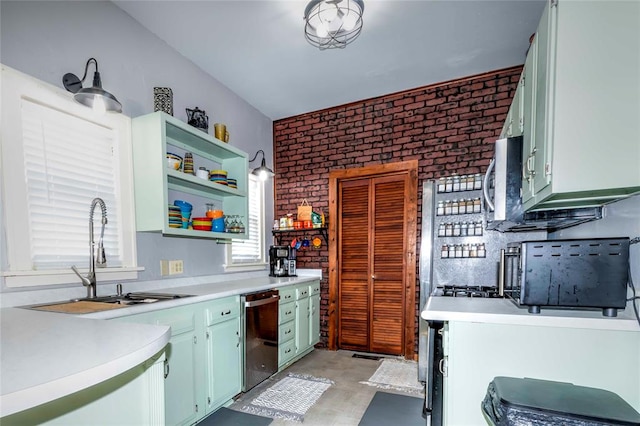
(358, 391), (425, 426)
(360, 358), (424, 395)
(241, 373), (334, 422)
(199, 407), (273, 426)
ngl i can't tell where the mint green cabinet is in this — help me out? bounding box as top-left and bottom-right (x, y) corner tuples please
(520, 0), (640, 211)
(309, 282), (321, 347)
(116, 306), (200, 426)
(500, 74), (524, 139)
(278, 286), (297, 368)
(114, 296), (242, 425)
(295, 294), (311, 355)
(131, 111), (249, 239)
(204, 297), (242, 413)
(278, 281), (320, 370)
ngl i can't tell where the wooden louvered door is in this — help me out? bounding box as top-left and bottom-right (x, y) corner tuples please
(336, 172), (411, 355)
(370, 175), (407, 354)
(337, 179), (370, 350)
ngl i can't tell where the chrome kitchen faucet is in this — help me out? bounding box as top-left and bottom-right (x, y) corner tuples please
(71, 197), (108, 299)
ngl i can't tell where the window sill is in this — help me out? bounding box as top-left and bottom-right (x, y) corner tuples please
(2, 267), (144, 288)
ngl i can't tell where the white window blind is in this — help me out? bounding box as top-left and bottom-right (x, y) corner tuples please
(1, 64), (137, 287)
(21, 99), (123, 269)
(229, 174), (265, 265)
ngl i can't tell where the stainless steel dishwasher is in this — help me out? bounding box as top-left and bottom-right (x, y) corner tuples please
(242, 289), (280, 391)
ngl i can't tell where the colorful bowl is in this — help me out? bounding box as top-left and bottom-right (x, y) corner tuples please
(173, 200), (193, 211)
(193, 224), (212, 231)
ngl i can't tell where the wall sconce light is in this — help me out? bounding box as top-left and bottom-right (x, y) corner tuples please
(304, 0), (365, 50)
(249, 150), (275, 181)
(62, 58), (122, 114)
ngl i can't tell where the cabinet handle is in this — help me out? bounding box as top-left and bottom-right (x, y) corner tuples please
(164, 360), (170, 379)
(286, 310), (292, 315)
(222, 310), (231, 316)
(439, 358), (446, 376)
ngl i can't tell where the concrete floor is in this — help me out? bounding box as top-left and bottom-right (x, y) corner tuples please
(230, 349), (421, 426)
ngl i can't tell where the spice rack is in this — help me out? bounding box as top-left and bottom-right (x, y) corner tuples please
(434, 174), (486, 259)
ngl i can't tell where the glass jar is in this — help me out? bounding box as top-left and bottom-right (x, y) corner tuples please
(437, 201), (445, 216)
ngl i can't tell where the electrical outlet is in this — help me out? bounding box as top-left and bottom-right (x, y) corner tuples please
(169, 260), (184, 275)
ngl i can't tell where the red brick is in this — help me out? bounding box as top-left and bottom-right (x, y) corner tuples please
(273, 67), (521, 350)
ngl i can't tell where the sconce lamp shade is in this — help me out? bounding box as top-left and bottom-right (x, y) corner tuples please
(249, 150), (275, 181)
(62, 58), (122, 113)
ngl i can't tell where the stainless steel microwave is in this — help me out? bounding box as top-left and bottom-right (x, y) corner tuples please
(501, 237), (630, 317)
(483, 137), (602, 232)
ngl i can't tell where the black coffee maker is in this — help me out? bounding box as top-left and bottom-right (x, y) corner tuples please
(269, 245), (296, 277)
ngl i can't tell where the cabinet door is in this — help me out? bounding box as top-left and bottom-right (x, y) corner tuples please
(156, 311), (200, 426)
(206, 317), (241, 412)
(309, 293), (320, 347)
(531, 2), (552, 196)
(295, 296), (310, 354)
(521, 31), (538, 205)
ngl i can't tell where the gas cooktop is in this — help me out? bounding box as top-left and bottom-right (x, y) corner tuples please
(434, 285), (503, 298)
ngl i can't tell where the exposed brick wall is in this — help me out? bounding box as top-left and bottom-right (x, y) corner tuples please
(273, 66), (522, 351)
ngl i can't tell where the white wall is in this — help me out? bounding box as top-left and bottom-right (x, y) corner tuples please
(0, 1), (274, 292)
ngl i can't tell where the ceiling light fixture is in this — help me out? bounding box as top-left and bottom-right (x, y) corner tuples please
(63, 58), (122, 114)
(304, 0), (364, 50)
(249, 150), (275, 181)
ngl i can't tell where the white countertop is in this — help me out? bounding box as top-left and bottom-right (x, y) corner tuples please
(0, 274), (320, 417)
(0, 308), (170, 417)
(84, 275), (319, 319)
(421, 296), (640, 332)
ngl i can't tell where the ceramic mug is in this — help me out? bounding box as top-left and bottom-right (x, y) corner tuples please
(214, 123), (229, 142)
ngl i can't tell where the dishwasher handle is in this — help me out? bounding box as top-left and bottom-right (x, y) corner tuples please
(244, 294), (280, 308)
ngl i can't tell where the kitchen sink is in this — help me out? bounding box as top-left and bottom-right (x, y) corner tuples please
(72, 292), (194, 305)
(22, 292), (195, 314)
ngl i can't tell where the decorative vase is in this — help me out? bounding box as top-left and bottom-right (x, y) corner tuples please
(153, 87), (173, 115)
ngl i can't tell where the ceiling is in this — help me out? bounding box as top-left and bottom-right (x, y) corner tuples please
(113, 0), (546, 120)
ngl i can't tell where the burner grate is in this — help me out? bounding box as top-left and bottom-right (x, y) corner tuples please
(438, 285), (501, 298)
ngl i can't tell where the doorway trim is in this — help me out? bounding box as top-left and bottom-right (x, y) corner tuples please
(327, 160), (418, 357)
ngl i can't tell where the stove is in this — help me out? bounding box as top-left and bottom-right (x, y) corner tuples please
(435, 285), (502, 298)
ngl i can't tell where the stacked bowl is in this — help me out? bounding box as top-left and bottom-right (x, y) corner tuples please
(209, 169), (228, 186)
(227, 178), (237, 189)
(168, 205), (182, 228)
(192, 217), (213, 231)
(174, 200), (192, 229)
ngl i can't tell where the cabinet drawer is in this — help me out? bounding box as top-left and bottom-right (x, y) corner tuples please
(205, 296), (240, 326)
(296, 284), (310, 300)
(279, 287), (296, 304)
(279, 302), (295, 325)
(279, 320), (295, 344)
(279, 339), (296, 366)
(308, 281), (320, 296)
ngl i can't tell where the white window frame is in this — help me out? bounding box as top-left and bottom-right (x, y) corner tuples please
(1, 64), (140, 287)
(225, 174), (268, 271)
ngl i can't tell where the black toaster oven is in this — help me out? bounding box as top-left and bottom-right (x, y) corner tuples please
(502, 238), (630, 316)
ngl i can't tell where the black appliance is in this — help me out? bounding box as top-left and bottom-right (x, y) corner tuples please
(269, 245), (296, 277)
(502, 237), (630, 316)
(484, 136), (602, 232)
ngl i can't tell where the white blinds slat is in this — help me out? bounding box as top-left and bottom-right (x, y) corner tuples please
(231, 176), (263, 263)
(21, 99), (123, 269)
